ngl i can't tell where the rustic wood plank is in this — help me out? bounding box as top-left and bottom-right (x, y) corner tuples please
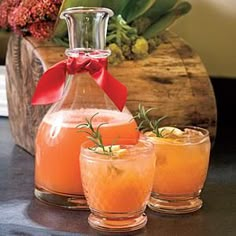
(5, 31), (217, 155)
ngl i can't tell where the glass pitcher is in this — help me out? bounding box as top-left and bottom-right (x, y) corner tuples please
(33, 7), (139, 209)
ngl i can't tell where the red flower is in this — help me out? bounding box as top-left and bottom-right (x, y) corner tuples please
(31, 1), (59, 22)
(0, 0), (62, 39)
(29, 21), (55, 40)
(9, 7), (32, 28)
(0, 0), (21, 28)
(7, 0), (21, 7)
(0, 1), (8, 28)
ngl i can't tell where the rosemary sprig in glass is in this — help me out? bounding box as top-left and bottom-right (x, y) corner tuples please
(76, 112), (114, 156)
(133, 104), (167, 137)
(76, 112), (123, 175)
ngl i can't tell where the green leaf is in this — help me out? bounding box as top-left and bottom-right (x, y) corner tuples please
(107, 15), (138, 46)
(76, 113), (113, 155)
(122, 0), (156, 23)
(144, 0), (178, 21)
(134, 104), (167, 137)
(143, 1), (192, 39)
(101, 0), (129, 15)
(52, 36), (69, 47)
(53, 0), (103, 38)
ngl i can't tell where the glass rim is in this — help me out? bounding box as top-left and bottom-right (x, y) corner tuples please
(60, 7), (114, 19)
(172, 125), (209, 135)
(80, 138), (154, 162)
(146, 125), (210, 145)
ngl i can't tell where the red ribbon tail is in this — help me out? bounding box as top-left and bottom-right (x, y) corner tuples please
(91, 67), (127, 111)
(31, 61), (67, 105)
(102, 70), (127, 111)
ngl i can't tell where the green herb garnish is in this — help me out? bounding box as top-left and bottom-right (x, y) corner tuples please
(133, 104), (167, 137)
(77, 112), (124, 175)
(76, 112), (117, 156)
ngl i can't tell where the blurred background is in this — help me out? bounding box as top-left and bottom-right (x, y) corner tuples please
(171, 0), (236, 140)
(171, 0), (236, 78)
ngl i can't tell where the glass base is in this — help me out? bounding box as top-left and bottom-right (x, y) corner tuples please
(148, 194), (202, 214)
(34, 187), (89, 210)
(88, 212), (147, 233)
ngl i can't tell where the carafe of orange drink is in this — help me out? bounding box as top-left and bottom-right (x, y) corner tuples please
(33, 7), (139, 209)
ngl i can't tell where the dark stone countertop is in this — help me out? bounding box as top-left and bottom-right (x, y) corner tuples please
(0, 117), (236, 236)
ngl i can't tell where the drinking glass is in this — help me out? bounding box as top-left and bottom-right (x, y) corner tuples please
(80, 139), (156, 232)
(147, 126), (211, 214)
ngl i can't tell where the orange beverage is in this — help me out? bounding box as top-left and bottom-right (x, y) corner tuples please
(34, 108), (139, 207)
(80, 139), (156, 232)
(147, 126), (211, 214)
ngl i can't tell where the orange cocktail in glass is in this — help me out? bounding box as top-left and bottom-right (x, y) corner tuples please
(34, 108), (139, 208)
(147, 126), (211, 214)
(80, 139), (155, 232)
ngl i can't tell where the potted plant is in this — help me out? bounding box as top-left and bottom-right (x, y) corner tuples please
(53, 0), (192, 64)
(0, 0), (191, 64)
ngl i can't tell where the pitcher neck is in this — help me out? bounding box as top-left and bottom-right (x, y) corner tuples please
(60, 7), (113, 50)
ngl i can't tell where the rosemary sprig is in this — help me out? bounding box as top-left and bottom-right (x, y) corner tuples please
(77, 112), (124, 175)
(76, 112), (113, 155)
(133, 104), (167, 137)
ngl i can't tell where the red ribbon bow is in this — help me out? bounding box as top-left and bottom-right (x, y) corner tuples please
(31, 57), (127, 111)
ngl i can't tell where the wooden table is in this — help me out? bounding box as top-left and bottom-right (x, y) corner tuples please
(0, 117), (235, 235)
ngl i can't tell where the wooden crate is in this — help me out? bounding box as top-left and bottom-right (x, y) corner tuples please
(5, 31), (217, 155)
